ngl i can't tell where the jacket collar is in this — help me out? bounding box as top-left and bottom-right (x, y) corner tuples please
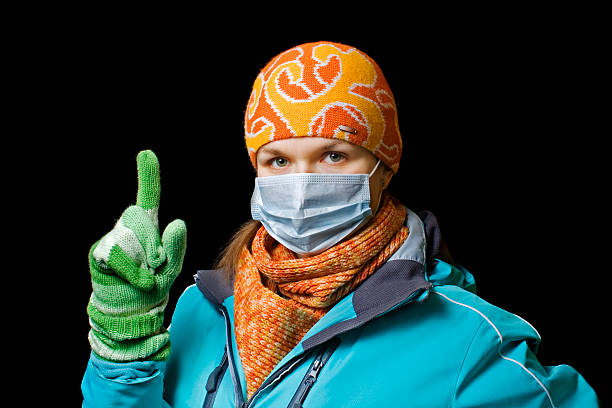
(194, 207), (452, 350)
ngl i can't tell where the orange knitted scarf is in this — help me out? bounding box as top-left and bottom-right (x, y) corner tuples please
(233, 194), (409, 398)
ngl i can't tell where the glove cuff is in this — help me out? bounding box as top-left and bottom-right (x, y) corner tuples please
(87, 296), (171, 362)
(88, 328), (171, 362)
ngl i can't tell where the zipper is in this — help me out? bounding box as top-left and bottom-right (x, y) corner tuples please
(286, 337), (341, 408)
(242, 352), (310, 407)
(219, 285), (431, 407)
(220, 304), (308, 408)
(219, 305), (245, 408)
(243, 337), (341, 408)
(202, 347), (228, 408)
(220, 303), (321, 408)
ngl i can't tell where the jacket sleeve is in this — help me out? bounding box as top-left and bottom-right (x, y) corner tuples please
(81, 352), (171, 408)
(452, 320), (600, 407)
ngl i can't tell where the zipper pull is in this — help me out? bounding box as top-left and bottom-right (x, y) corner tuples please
(287, 338), (341, 408)
(287, 353), (324, 407)
(307, 357), (322, 380)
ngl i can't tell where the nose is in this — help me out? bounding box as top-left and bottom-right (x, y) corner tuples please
(293, 160), (318, 174)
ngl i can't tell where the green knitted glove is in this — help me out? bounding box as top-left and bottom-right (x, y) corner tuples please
(87, 150), (187, 362)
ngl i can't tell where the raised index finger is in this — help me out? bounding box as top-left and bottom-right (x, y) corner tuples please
(136, 150), (161, 222)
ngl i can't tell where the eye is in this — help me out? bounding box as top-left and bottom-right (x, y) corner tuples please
(272, 157), (289, 168)
(324, 152), (345, 163)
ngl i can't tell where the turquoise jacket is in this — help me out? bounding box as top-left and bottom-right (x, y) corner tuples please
(82, 208), (599, 407)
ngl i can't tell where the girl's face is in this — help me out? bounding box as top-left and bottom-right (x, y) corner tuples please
(256, 137), (393, 216)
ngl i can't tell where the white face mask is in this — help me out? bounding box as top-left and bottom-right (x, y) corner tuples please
(250, 160), (381, 255)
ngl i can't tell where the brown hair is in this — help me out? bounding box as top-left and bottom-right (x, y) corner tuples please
(214, 219), (261, 285)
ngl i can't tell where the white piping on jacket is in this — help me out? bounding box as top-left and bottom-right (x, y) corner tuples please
(513, 312), (542, 341)
(433, 291), (555, 408)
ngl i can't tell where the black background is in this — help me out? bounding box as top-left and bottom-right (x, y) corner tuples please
(11, 7), (606, 406)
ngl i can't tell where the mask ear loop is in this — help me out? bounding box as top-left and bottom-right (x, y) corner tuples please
(368, 159), (382, 178)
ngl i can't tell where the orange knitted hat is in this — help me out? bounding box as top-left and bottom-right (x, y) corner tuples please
(244, 41), (402, 173)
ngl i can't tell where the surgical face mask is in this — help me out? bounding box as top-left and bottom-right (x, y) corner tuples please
(251, 160), (381, 255)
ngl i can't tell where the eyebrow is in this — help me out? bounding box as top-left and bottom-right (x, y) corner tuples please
(258, 139), (349, 156)
(257, 145), (284, 157)
(320, 139), (348, 149)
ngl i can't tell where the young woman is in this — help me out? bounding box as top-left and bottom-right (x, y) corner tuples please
(82, 41), (599, 407)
